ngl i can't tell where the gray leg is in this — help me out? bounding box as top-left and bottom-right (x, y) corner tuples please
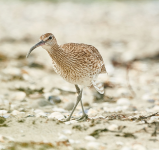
(64, 88), (83, 121)
(75, 84), (80, 94)
(75, 85), (88, 121)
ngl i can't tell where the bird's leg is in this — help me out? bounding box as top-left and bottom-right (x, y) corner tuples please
(77, 98), (88, 121)
(64, 87), (83, 121)
(75, 84), (80, 94)
(75, 85), (88, 121)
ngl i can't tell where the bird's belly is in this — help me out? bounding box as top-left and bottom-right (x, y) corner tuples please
(65, 76), (93, 87)
(52, 63), (99, 86)
(61, 69), (93, 86)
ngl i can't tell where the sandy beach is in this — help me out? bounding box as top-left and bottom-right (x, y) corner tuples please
(0, 1), (159, 149)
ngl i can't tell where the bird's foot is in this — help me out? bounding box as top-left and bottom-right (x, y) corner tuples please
(60, 114), (88, 122)
(76, 114), (88, 121)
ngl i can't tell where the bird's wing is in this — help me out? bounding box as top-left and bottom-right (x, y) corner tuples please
(87, 44), (107, 74)
(60, 43), (107, 73)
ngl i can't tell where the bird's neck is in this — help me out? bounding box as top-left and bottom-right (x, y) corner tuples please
(46, 43), (68, 66)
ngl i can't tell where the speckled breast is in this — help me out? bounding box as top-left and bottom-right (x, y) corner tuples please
(52, 59), (103, 86)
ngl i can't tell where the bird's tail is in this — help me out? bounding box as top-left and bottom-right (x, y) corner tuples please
(92, 80), (104, 94)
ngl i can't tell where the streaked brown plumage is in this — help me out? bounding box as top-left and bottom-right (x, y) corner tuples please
(26, 33), (107, 121)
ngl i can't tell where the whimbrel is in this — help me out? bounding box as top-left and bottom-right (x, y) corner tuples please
(26, 33), (107, 121)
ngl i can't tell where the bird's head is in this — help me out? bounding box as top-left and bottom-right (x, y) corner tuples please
(26, 33), (57, 58)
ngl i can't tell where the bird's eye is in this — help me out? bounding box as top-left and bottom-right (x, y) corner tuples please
(49, 36), (52, 39)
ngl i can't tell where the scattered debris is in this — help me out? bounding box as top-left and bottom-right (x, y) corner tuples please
(56, 140), (70, 147)
(0, 117), (6, 124)
(10, 87), (44, 96)
(72, 125), (88, 131)
(151, 122), (159, 137)
(28, 62), (45, 69)
(116, 132), (137, 139)
(16, 54), (26, 60)
(89, 128), (108, 138)
(6, 141), (55, 150)
(0, 53), (7, 61)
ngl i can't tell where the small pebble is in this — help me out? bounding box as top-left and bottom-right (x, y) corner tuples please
(69, 139), (80, 144)
(3, 115), (10, 119)
(37, 99), (52, 107)
(52, 107), (66, 113)
(19, 108), (25, 111)
(34, 109), (44, 114)
(48, 112), (64, 120)
(117, 88), (130, 97)
(147, 99), (155, 103)
(142, 94), (151, 101)
(108, 124), (118, 131)
(58, 133), (68, 141)
(64, 102), (74, 111)
(85, 136), (96, 141)
(0, 110), (7, 116)
(22, 74), (29, 80)
(87, 108), (98, 117)
(152, 105), (159, 111)
(0, 145), (5, 149)
(44, 93), (52, 99)
(116, 141), (123, 146)
(104, 106), (128, 113)
(26, 114), (35, 117)
(62, 129), (72, 135)
(11, 110), (20, 116)
(36, 112), (47, 118)
(48, 96), (61, 104)
(34, 109), (47, 117)
(121, 146), (132, 150)
(148, 116), (159, 123)
(0, 134), (14, 142)
(0, 135), (5, 142)
(132, 144), (146, 150)
(11, 92), (26, 101)
(2, 67), (21, 76)
(87, 142), (106, 150)
(117, 98), (130, 106)
(29, 93), (42, 99)
(65, 120), (78, 125)
(52, 89), (61, 95)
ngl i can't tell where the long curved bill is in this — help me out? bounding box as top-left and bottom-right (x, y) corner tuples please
(26, 40), (45, 58)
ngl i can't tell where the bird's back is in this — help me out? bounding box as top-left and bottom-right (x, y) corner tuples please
(60, 43), (107, 74)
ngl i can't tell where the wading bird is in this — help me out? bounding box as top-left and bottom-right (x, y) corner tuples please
(26, 33), (107, 121)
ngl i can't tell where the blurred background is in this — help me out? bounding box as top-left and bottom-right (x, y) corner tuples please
(1, 0), (159, 149)
(1, 0), (159, 112)
(1, 0), (159, 110)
